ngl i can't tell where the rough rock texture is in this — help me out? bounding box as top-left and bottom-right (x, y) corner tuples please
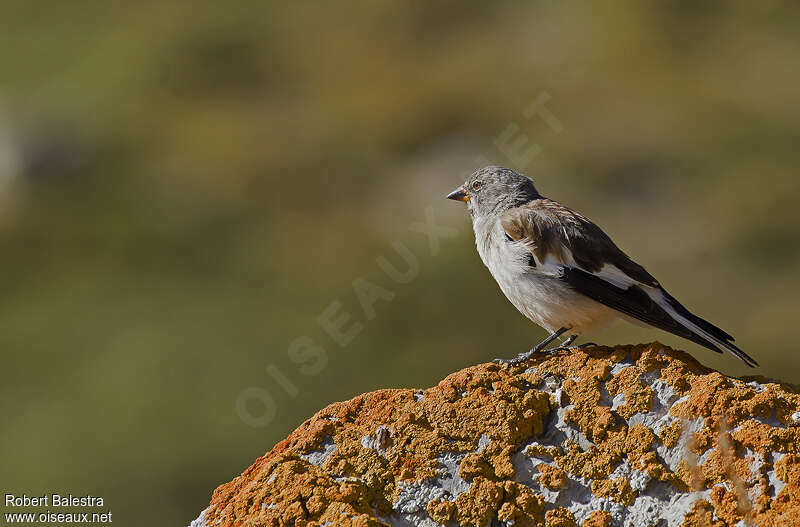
(191, 343), (800, 527)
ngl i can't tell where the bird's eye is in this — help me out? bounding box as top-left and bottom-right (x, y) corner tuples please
(472, 181), (482, 191)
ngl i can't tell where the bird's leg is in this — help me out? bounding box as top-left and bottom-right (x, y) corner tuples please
(494, 327), (568, 365)
(547, 335), (598, 353)
(558, 334), (579, 347)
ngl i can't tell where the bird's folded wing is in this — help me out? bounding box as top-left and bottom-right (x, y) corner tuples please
(500, 201), (727, 352)
(500, 199), (658, 285)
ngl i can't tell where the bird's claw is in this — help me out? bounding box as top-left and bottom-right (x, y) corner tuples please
(493, 348), (539, 365)
(546, 342), (598, 353)
(494, 342), (599, 365)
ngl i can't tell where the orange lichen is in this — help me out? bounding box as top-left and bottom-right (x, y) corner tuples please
(453, 477), (502, 526)
(426, 499), (455, 524)
(605, 365), (653, 419)
(494, 482), (546, 526)
(680, 499), (724, 527)
(537, 464), (567, 490)
(544, 507), (576, 527)
(199, 343), (800, 527)
(581, 510), (613, 527)
(659, 419), (683, 448)
(590, 477), (636, 506)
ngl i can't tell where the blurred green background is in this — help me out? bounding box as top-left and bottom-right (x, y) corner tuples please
(1, 1), (799, 524)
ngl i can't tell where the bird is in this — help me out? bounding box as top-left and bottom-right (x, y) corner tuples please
(446, 166), (757, 368)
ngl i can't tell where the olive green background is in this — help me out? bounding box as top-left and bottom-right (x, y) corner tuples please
(1, 2), (799, 525)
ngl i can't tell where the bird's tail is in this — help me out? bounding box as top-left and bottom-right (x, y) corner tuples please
(652, 289), (758, 368)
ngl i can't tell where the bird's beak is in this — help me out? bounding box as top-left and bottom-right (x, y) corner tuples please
(446, 187), (469, 202)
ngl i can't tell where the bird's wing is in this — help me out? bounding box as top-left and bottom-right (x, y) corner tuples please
(500, 200), (757, 367)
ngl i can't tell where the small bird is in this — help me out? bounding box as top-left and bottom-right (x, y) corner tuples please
(446, 166), (757, 367)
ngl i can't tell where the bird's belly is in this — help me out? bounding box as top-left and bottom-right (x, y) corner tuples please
(492, 263), (617, 334)
(475, 221), (617, 334)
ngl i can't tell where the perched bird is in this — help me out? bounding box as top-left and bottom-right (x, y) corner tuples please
(446, 166), (757, 367)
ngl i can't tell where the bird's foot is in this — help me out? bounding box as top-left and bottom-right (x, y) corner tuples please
(493, 344), (551, 365)
(493, 349), (536, 366)
(547, 342), (598, 353)
(492, 328), (573, 366)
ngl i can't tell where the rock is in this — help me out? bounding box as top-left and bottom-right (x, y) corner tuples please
(189, 343), (800, 526)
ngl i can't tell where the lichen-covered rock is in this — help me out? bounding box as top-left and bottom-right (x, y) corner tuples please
(189, 343), (800, 527)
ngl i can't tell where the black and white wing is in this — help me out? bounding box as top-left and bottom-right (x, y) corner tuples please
(501, 199), (757, 367)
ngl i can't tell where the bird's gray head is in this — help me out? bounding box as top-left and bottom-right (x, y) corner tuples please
(446, 166), (540, 217)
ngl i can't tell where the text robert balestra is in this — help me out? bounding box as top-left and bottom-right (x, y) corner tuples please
(5, 494), (105, 507)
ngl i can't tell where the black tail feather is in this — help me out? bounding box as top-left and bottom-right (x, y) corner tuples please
(560, 268), (758, 367)
(662, 290), (758, 368)
(662, 291), (734, 341)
